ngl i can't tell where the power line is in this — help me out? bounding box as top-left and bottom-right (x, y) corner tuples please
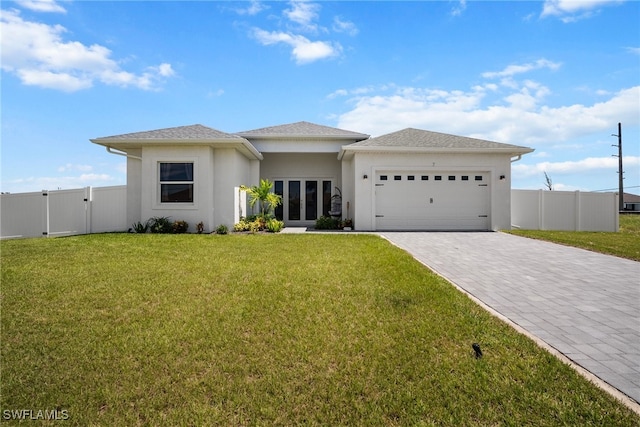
(593, 185), (639, 193)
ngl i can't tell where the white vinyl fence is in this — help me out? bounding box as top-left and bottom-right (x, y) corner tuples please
(1, 186), (127, 239)
(1, 186), (620, 238)
(511, 189), (619, 232)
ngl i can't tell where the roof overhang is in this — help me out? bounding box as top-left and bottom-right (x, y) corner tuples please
(91, 138), (264, 161)
(338, 145), (535, 160)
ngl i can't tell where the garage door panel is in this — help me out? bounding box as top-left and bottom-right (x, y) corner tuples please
(375, 172), (490, 230)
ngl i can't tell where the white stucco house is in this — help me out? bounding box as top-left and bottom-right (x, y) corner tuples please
(91, 121), (533, 232)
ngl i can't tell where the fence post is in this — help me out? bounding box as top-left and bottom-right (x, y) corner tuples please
(43, 190), (50, 237)
(614, 193), (620, 232)
(575, 190), (581, 231)
(85, 186), (92, 235)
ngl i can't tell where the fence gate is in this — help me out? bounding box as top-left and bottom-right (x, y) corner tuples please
(45, 188), (90, 237)
(1, 188), (89, 239)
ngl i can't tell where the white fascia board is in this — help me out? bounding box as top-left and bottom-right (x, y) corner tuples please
(251, 139), (344, 153)
(91, 138), (263, 160)
(340, 145), (534, 158)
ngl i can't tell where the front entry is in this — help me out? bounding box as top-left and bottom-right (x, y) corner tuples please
(274, 179), (333, 226)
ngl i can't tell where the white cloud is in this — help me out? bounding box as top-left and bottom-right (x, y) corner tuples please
(513, 156), (640, 177)
(482, 59), (561, 79)
(248, 0), (355, 64)
(284, 0), (321, 32)
(0, 10), (176, 92)
(233, 0), (268, 16)
(541, 0), (624, 22)
(57, 164), (93, 173)
(626, 47), (640, 55)
(336, 81), (639, 144)
(207, 88), (225, 98)
(532, 151), (551, 158)
(252, 28), (341, 64)
(15, 0), (66, 13)
(2, 173), (119, 193)
(451, 0), (467, 17)
(333, 16), (358, 36)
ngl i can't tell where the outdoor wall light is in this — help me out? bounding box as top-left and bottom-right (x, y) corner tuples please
(363, 174), (368, 179)
(499, 175), (506, 180)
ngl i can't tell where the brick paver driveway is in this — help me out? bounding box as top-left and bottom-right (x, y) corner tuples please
(381, 232), (640, 407)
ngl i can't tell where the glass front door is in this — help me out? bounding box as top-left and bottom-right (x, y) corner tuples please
(274, 179), (333, 225)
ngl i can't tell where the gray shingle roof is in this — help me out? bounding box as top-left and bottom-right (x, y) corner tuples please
(347, 128), (532, 152)
(93, 124), (244, 141)
(624, 193), (640, 203)
(236, 121), (369, 139)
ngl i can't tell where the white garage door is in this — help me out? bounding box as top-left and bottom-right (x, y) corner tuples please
(375, 171), (490, 230)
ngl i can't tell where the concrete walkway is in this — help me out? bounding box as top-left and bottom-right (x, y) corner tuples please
(380, 232), (640, 408)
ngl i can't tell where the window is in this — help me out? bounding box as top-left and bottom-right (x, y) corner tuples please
(475, 175), (483, 181)
(274, 180), (284, 220)
(380, 175), (388, 181)
(322, 181), (332, 217)
(448, 175), (456, 181)
(435, 175), (442, 181)
(160, 162), (194, 203)
(461, 176), (469, 181)
(407, 175), (415, 181)
(421, 175), (429, 181)
(394, 175), (402, 181)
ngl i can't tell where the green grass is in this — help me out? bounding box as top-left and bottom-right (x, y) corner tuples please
(1, 234), (638, 426)
(508, 214), (640, 261)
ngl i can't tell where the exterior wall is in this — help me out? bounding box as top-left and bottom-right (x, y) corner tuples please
(350, 152), (513, 231)
(213, 148), (253, 229)
(250, 139), (346, 153)
(259, 153), (341, 184)
(140, 145), (215, 233)
(340, 156), (356, 222)
(126, 149), (142, 228)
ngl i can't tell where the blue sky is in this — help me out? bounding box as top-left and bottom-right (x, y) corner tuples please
(1, 0), (638, 194)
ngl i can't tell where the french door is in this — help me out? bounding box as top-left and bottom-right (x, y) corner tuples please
(274, 179), (333, 225)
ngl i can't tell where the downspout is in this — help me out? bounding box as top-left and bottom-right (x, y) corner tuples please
(106, 146), (142, 160)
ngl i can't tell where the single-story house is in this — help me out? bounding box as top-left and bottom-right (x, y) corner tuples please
(91, 121), (533, 232)
(622, 193), (640, 212)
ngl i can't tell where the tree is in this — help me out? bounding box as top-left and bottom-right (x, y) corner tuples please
(240, 179), (282, 217)
(544, 172), (553, 191)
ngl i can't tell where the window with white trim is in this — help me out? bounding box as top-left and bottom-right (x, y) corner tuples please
(159, 162), (194, 203)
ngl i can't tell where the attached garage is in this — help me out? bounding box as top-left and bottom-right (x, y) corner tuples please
(374, 170), (490, 230)
(339, 128), (534, 231)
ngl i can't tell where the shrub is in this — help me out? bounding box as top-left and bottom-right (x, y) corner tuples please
(216, 224), (228, 235)
(173, 220), (189, 234)
(233, 219), (250, 232)
(149, 216), (173, 234)
(315, 216), (340, 230)
(131, 220), (149, 233)
(233, 215), (281, 233)
(266, 219), (284, 233)
(249, 220), (262, 233)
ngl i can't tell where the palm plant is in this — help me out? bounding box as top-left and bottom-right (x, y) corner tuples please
(240, 179), (283, 217)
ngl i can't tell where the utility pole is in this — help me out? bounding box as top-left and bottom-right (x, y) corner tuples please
(611, 122), (623, 212)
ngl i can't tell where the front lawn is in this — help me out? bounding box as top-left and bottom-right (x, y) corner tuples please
(1, 234), (638, 426)
(508, 214), (640, 261)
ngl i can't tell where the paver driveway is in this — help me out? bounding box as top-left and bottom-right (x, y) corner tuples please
(381, 232), (640, 406)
